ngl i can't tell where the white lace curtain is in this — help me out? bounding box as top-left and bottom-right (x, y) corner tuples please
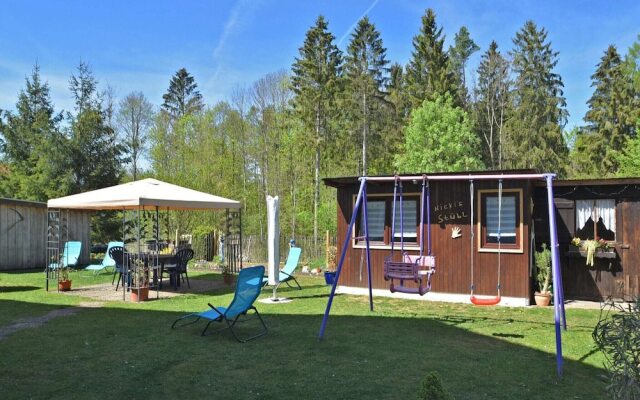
(576, 199), (615, 235)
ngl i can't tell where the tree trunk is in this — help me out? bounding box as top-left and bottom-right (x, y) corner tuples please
(362, 91), (367, 176)
(313, 108), (321, 252)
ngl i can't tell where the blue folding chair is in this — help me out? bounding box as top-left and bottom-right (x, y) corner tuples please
(261, 247), (302, 290)
(172, 266), (268, 342)
(85, 241), (123, 275)
(48, 241), (82, 270)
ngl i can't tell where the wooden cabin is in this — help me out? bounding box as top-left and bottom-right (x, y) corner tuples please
(325, 171), (640, 305)
(534, 178), (640, 301)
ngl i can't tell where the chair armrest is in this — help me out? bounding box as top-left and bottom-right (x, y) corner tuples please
(208, 303), (224, 316)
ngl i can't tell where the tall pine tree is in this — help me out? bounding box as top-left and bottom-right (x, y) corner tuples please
(473, 41), (511, 169)
(405, 9), (459, 109)
(161, 68), (204, 120)
(343, 16), (389, 175)
(67, 62), (124, 242)
(291, 15), (342, 247)
(505, 21), (567, 173)
(571, 45), (637, 177)
(67, 62), (123, 193)
(449, 26), (480, 107)
(0, 64), (68, 200)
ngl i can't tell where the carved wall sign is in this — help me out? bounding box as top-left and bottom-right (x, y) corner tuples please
(433, 201), (468, 224)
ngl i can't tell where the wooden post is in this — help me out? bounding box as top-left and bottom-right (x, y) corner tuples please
(325, 230), (330, 267)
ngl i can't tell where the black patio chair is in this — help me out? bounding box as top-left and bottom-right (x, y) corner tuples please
(109, 246), (126, 291)
(161, 248), (194, 290)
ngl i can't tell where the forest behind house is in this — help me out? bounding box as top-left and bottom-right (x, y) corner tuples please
(1, 9), (639, 253)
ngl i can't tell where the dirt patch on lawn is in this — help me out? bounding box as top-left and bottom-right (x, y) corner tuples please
(0, 307), (80, 341)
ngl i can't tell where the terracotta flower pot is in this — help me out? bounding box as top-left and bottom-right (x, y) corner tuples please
(534, 291), (552, 307)
(223, 273), (235, 285)
(130, 287), (149, 302)
(58, 280), (72, 292)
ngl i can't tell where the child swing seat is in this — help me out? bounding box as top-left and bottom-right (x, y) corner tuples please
(468, 178), (503, 306)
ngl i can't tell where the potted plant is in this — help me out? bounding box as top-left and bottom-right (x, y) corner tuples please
(130, 259), (149, 302)
(58, 266), (72, 291)
(534, 243), (552, 306)
(324, 245), (337, 285)
(221, 263), (235, 285)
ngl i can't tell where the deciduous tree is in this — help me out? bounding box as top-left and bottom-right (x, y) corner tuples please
(117, 91), (154, 180)
(395, 94), (484, 173)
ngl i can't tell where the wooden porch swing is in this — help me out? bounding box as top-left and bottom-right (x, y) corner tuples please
(383, 176), (436, 296)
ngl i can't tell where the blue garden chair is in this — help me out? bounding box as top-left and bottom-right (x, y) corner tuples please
(48, 241), (82, 270)
(85, 241), (123, 275)
(261, 247), (302, 290)
(171, 265), (268, 342)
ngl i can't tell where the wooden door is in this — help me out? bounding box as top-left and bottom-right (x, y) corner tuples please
(620, 200), (640, 298)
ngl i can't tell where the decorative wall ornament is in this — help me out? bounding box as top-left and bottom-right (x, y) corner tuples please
(451, 226), (462, 239)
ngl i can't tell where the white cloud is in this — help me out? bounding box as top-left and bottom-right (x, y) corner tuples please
(206, 0), (262, 96)
(337, 0), (382, 47)
(213, 0), (248, 60)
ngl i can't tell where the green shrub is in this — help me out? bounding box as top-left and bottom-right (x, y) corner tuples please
(535, 243), (552, 293)
(309, 258), (324, 270)
(593, 297), (640, 400)
(418, 371), (453, 400)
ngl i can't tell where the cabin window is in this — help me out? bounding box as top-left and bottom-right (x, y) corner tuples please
(392, 199), (418, 244)
(575, 199), (615, 241)
(354, 194), (420, 248)
(363, 200), (386, 242)
(478, 189), (523, 253)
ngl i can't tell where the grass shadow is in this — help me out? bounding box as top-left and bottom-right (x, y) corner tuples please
(0, 297), (609, 400)
(0, 286), (40, 293)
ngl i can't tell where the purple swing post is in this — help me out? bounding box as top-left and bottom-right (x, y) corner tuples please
(319, 179), (369, 339)
(362, 184), (373, 311)
(545, 174), (565, 376)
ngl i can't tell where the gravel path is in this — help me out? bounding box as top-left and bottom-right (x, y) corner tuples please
(60, 278), (226, 302)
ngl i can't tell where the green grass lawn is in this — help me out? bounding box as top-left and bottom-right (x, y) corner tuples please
(0, 268), (608, 399)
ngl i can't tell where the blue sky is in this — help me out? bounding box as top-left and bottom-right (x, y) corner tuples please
(1, 0), (638, 129)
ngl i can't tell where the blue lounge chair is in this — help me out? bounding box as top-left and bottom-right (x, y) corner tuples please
(85, 241), (123, 275)
(48, 241), (82, 270)
(261, 247), (302, 290)
(171, 265), (268, 342)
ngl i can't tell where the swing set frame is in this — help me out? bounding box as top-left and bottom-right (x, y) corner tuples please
(318, 173), (568, 377)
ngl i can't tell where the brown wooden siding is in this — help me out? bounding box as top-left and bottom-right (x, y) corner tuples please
(335, 180), (533, 299)
(0, 199), (91, 270)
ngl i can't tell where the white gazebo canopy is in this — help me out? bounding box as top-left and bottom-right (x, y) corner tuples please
(47, 178), (241, 211)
